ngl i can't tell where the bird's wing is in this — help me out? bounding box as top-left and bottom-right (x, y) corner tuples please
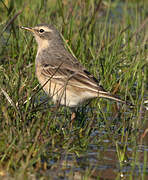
(40, 57), (104, 92)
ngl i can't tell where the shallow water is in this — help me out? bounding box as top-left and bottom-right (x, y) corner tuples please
(42, 129), (148, 179)
(38, 104), (148, 179)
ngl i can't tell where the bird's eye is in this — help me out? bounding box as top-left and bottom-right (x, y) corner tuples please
(39, 29), (44, 33)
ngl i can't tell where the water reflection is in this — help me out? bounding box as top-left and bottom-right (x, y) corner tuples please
(41, 125), (148, 179)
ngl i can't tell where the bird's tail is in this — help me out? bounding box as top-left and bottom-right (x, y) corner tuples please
(98, 91), (126, 104)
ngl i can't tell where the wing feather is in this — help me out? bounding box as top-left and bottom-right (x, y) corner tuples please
(40, 60), (103, 92)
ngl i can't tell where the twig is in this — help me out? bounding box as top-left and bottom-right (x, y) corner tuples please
(129, 16), (148, 42)
(1, 87), (22, 117)
(0, 10), (23, 36)
(86, 0), (102, 30)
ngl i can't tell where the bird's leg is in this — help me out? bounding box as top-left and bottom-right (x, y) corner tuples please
(70, 108), (77, 126)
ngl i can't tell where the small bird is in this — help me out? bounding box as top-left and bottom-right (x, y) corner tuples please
(21, 24), (126, 108)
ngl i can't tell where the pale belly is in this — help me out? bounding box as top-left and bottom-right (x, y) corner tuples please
(41, 80), (98, 107)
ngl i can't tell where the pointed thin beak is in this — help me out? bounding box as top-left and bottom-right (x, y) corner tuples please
(20, 26), (34, 33)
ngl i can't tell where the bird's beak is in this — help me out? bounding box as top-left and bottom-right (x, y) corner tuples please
(20, 26), (35, 33)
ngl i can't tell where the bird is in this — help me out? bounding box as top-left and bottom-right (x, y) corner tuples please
(20, 24), (127, 108)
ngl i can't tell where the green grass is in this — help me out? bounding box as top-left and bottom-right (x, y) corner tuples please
(0, 0), (148, 179)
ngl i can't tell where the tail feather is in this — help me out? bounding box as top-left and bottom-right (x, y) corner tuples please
(98, 91), (126, 104)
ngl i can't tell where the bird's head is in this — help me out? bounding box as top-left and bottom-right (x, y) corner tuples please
(20, 24), (63, 49)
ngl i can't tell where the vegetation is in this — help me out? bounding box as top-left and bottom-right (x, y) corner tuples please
(0, 0), (147, 179)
